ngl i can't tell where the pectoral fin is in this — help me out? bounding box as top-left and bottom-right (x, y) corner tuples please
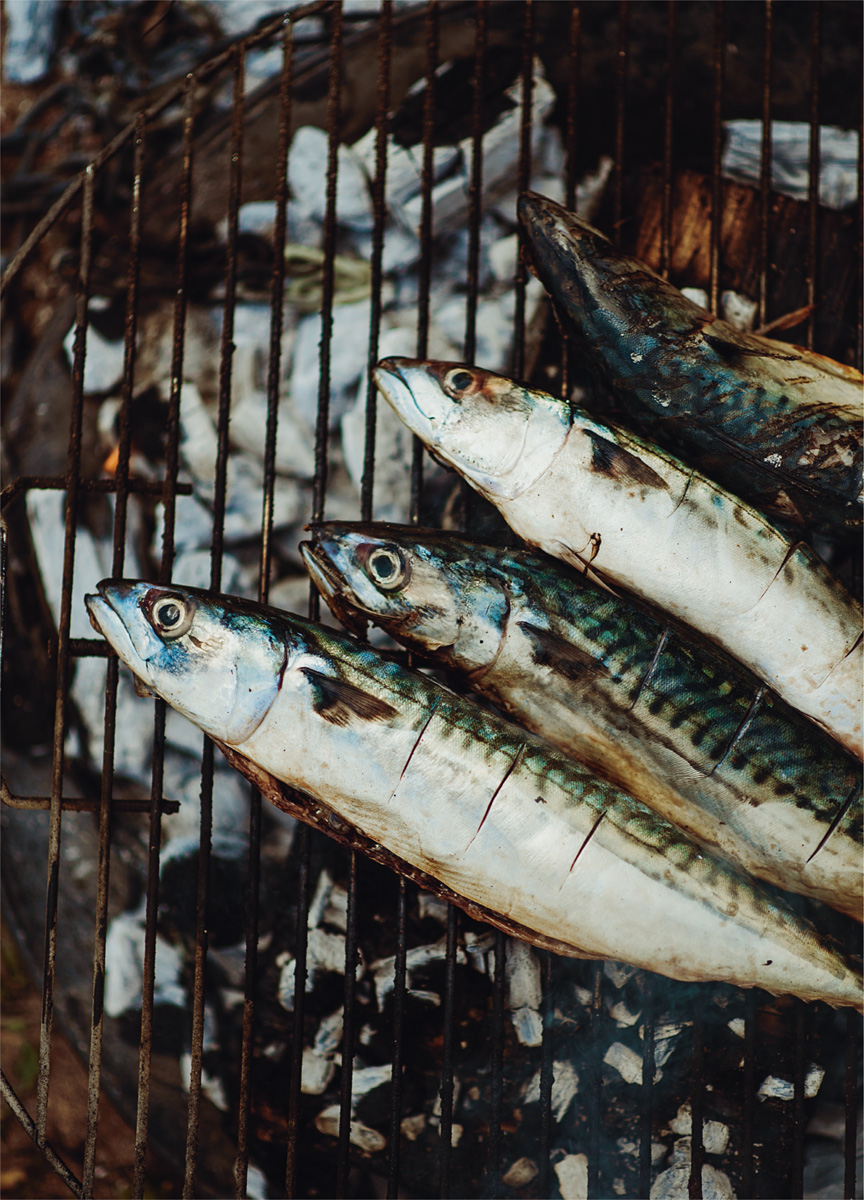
(586, 431), (669, 490)
(517, 621), (609, 684)
(302, 668), (399, 726)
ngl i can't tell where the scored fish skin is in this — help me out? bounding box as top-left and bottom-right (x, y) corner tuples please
(301, 522), (863, 920)
(85, 578), (863, 1009)
(517, 190), (864, 540)
(373, 357), (863, 760)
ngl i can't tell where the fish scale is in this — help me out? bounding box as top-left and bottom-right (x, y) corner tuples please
(86, 579), (861, 1007)
(302, 524), (862, 918)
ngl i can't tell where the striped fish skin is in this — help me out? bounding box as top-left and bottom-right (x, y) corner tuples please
(301, 522), (862, 920)
(85, 580), (863, 1008)
(518, 190), (864, 539)
(373, 357), (863, 760)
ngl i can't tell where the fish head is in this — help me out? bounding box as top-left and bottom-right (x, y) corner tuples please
(85, 580), (287, 744)
(518, 191), (710, 342)
(374, 357), (571, 501)
(301, 522), (510, 674)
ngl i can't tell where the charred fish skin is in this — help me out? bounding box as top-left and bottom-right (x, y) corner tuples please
(517, 191), (864, 539)
(373, 357), (863, 760)
(86, 579), (862, 1009)
(301, 522), (863, 919)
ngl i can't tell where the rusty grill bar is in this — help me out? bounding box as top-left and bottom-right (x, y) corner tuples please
(1, 3), (861, 1199)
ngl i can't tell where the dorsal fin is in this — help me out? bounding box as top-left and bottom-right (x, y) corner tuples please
(517, 621), (608, 684)
(302, 668), (399, 726)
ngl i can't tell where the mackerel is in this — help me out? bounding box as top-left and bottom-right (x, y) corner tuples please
(373, 357), (863, 759)
(85, 579), (862, 1007)
(518, 190), (864, 539)
(302, 522), (862, 919)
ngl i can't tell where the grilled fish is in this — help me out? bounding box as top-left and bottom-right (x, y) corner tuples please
(302, 522), (862, 919)
(85, 580), (863, 1007)
(518, 191), (864, 539)
(373, 357), (863, 760)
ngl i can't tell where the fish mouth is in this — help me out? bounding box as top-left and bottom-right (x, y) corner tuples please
(84, 581), (151, 677)
(374, 356), (437, 428)
(299, 542), (368, 638)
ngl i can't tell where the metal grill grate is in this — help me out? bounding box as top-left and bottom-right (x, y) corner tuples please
(2, 3), (862, 1198)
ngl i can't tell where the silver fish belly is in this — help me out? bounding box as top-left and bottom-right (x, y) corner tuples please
(301, 522), (863, 920)
(85, 579), (863, 1009)
(518, 190), (864, 540)
(373, 357), (863, 760)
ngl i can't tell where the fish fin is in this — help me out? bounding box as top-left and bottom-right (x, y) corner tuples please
(133, 675), (155, 698)
(517, 621), (609, 684)
(702, 331), (799, 361)
(301, 668), (399, 726)
(586, 431), (669, 490)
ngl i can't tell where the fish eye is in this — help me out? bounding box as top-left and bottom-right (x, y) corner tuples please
(365, 546), (409, 591)
(150, 594), (195, 639)
(443, 367), (475, 398)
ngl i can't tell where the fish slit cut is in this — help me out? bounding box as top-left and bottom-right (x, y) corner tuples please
(704, 686), (766, 778)
(465, 742), (528, 850)
(627, 627), (671, 711)
(668, 468), (696, 518)
(387, 697), (441, 803)
(564, 810), (607, 884)
(754, 540), (805, 609)
(805, 781), (860, 865)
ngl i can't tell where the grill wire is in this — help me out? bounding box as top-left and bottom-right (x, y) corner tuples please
(1, 2), (862, 1198)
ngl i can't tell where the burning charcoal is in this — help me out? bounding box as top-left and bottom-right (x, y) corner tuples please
(502, 1157), (539, 1188)
(314, 1106), (388, 1153)
(723, 120), (859, 210)
(603, 1042), (647, 1087)
(159, 831), (249, 948)
(3, 0), (60, 81)
(103, 906), (187, 1054)
(554, 1153), (589, 1200)
(63, 316), (125, 395)
(180, 1003), (229, 1111)
(506, 940), (543, 1048)
(668, 1104), (730, 1155)
(523, 1061), (578, 1121)
(288, 127), (375, 233)
(649, 1140), (736, 1200)
(757, 1066), (825, 1102)
(370, 938), (468, 1010)
(290, 299), (372, 430)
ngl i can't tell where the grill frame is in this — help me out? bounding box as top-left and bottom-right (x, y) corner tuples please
(1, 3), (862, 1198)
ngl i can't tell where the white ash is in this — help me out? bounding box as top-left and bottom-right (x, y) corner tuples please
(417, 892), (449, 926)
(554, 1153), (589, 1200)
(288, 127), (375, 234)
(505, 940), (543, 1047)
(723, 120), (859, 211)
(63, 316), (125, 395)
(301, 1047), (336, 1096)
(607, 999), (641, 1028)
(179, 1002), (229, 1111)
(604, 1041), (655, 1087)
(103, 905), (186, 1018)
(461, 930), (497, 976)
(523, 1060), (578, 1121)
(244, 1163), (270, 1200)
(171, 549), (247, 596)
(351, 1063), (392, 1103)
(2, 0), (60, 82)
(502, 1157), (539, 1188)
(720, 291), (757, 333)
(757, 1065), (825, 1102)
(727, 1017), (746, 1039)
(603, 961), (638, 989)
(668, 1103), (730, 1155)
(276, 927), (362, 1011)
(314, 1106), (387, 1153)
(643, 1021), (687, 1070)
(617, 1138), (667, 1164)
(649, 1139), (737, 1200)
(289, 298), (373, 430)
(400, 1113), (426, 1142)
